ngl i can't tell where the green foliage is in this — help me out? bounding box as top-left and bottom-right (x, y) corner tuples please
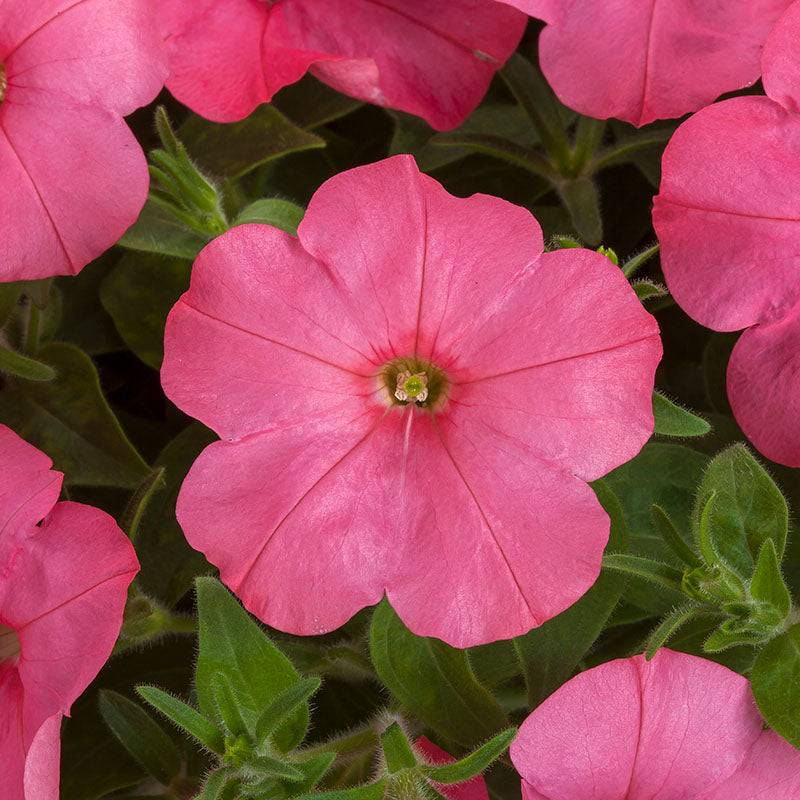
(652, 391), (711, 437)
(0, 341), (149, 487)
(369, 599), (507, 748)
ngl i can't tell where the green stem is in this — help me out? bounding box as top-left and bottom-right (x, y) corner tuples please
(24, 300), (41, 356)
(300, 726), (379, 763)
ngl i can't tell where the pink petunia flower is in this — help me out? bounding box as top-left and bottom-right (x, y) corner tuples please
(0, 425), (139, 798)
(653, 0), (800, 467)
(511, 649), (800, 800)
(161, 155), (661, 648)
(510, 0), (793, 126)
(156, 0), (528, 130)
(510, 648), (800, 799)
(0, 0), (168, 282)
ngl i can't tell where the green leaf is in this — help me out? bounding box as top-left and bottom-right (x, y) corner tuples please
(601, 554), (685, 593)
(0, 281), (23, 327)
(117, 196), (210, 259)
(621, 242), (660, 278)
(212, 672), (249, 737)
(752, 626), (800, 749)
(421, 728), (516, 784)
(381, 723), (418, 773)
(137, 685), (225, 754)
(195, 578), (308, 752)
(180, 105), (325, 180)
(233, 199), (305, 235)
(255, 678), (322, 743)
(750, 539), (792, 618)
(135, 423), (217, 606)
(249, 755), (306, 781)
(651, 505), (702, 568)
(120, 466), (165, 541)
(99, 690), (181, 785)
(430, 131), (556, 180)
(633, 280), (667, 301)
(645, 605), (704, 660)
(694, 444), (789, 576)
(513, 479), (628, 707)
(273, 75), (364, 129)
(0, 342), (55, 381)
(557, 177), (602, 246)
(296, 779), (387, 800)
(369, 598), (507, 748)
(652, 391), (711, 437)
(100, 252), (191, 369)
(704, 621), (772, 652)
(199, 767), (238, 800)
(0, 342), (150, 487)
(287, 752), (337, 796)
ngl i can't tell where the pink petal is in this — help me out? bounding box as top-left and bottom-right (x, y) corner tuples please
(1, 501), (138, 734)
(386, 409), (609, 647)
(727, 305), (800, 467)
(4, 0), (167, 116)
(157, 0), (314, 123)
(176, 410), (399, 636)
(0, 95), (150, 280)
(492, 0), (559, 23)
(416, 736), (490, 800)
(284, 0), (527, 130)
(653, 96), (800, 331)
(536, 0), (792, 126)
(704, 729), (800, 799)
(510, 650), (765, 800)
(161, 224), (383, 442)
(0, 670), (26, 797)
(23, 713), (61, 800)
(440, 248), (661, 481)
(762, 0), (800, 113)
(158, 0), (526, 129)
(0, 425), (62, 540)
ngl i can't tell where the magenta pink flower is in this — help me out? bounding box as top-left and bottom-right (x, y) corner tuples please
(0, 0), (167, 282)
(510, 648), (800, 799)
(0, 425), (139, 798)
(161, 155), (660, 647)
(156, 0), (527, 130)
(520, 0), (792, 126)
(653, 0), (800, 466)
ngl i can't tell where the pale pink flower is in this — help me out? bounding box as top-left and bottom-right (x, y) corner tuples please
(0, 0), (168, 282)
(0, 425), (139, 798)
(156, 0), (527, 130)
(510, 648), (800, 800)
(161, 155), (661, 648)
(511, 0), (792, 126)
(653, 0), (800, 466)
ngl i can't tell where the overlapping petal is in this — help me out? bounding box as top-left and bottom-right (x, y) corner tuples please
(0, 0), (167, 282)
(653, 97), (800, 331)
(157, 0), (527, 129)
(510, 649), (798, 800)
(0, 425), (139, 798)
(164, 155), (660, 646)
(762, 0), (800, 112)
(727, 304), (800, 467)
(532, 0), (792, 126)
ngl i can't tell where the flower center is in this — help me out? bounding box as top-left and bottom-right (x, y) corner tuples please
(0, 623), (20, 667)
(381, 356), (449, 411)
(0, 62), (6, 105)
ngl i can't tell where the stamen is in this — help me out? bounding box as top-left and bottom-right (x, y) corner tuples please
(395, 370), (429, 403)
(0, 63), (6, 105)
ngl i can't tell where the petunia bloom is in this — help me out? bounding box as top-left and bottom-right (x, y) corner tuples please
(161, 155), (661, 648)
(0, 0), (167, 282)
(653, 0), (800, 466)
(514, 0), (793, 126)
(156, 0), (527, 130)
(510, 648), (800, 799)
(0, 425), (139, 798)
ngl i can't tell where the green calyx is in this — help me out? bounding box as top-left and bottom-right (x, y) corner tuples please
(380, 356), (450, 410)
